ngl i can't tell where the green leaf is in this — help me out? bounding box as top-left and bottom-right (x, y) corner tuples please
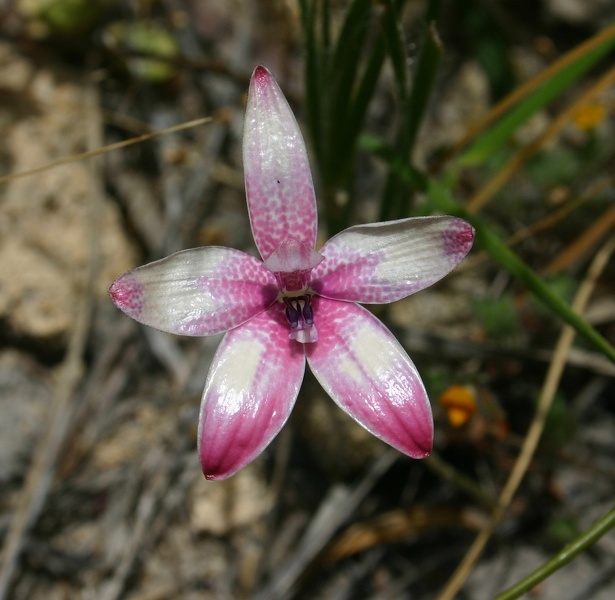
(326, 0), (373, 173)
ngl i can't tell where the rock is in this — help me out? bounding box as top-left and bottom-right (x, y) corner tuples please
(190, 466), (272, 536)
(0, 43), (137, 342)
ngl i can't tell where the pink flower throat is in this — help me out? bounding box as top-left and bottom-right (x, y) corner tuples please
(262, 237), (323, 344)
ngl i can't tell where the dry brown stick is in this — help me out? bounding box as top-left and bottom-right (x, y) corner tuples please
(58, 332), (138, 478)
(544, 200), (615, 274)
(436, 234), (615, 600)
(432, 22), (615, 171)
(457, 173), (615, 274)
(0, 116), (213, 187)
(466, 64), (615, 214)
(97, 448), (176, 600)
(0, 86), (103, 599)
(507, 175), (615, 250)
(253, 450), (398, 600)
(94, 389), (198, 599)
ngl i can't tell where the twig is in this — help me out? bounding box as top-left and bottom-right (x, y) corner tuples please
(466, 64), (615, 214)
(436, 234), (615, 600)
(97, 448), (175, 600)
(252, 450), (398, 600)
(456, 172), (615, 274)
(432, 22), (615, 171)
(544, 200), (615, 274)
(0, 116), (213, 186)
(402, 329), (615, 377)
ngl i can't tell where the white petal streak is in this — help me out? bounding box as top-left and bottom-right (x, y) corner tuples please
(313, 216), (475, 303)
(109, 247), (277, 336)
(307, 298), (433, 458)
(198, 305), (305, 479)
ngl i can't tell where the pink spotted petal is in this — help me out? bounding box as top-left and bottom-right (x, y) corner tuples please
(243, 66), (317, 260)
(313, 216), (475, 303)
(199, 305), (306, 479)
(109, 247), (277, 336)
(306, 298), (433, 458)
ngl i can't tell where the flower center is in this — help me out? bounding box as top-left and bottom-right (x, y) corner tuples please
(283, 294), (317, 343)
(263, 237), (323, 344)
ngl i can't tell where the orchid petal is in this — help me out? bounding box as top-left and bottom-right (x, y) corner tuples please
(306, 298), (433, 458)
(199, 305), (305, 479)
(313, 216), (475, 303)
(109, 247), (277, 336)
(243, 66), (317, 260)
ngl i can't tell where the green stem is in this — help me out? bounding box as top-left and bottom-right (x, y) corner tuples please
(361, 133), (615, 364)
(495, 504), (615, 599)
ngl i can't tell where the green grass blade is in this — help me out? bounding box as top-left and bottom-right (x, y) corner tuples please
(381, 0), (408, 104)
(458, 28), (615, 166)
(361, 133), (615, 363)
(334, 34), (387, 231)
(320, 0), (331, 54)
(403, 20), (443, 156)
(316, 0), (402, 233)
(326, 0), (372, 161)
(340, 0), (407, 163)
(299, 0), (323, 162)
(495, 504), (615, 600)
(379, 14), (443, 221)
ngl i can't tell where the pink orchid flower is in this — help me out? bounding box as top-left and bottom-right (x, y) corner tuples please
(109, 66), (475, 480)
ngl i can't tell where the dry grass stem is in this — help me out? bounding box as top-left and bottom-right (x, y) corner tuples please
(436, 234), (615, 600)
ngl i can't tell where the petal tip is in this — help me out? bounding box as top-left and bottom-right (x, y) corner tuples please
(199, 446), (243, 481)
(443, 219), (475, 260)
(251, 65), (275, 91)
(407, 436), (433, 459)
(252, 65), (270, 80)
(203, 468), (233, 481)
(395, 414), (434, 459)
(199, 442), (258, 481)
(109, 273), (144, 318)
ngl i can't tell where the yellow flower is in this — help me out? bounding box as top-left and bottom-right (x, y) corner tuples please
(440, 385), (477, 428)
(573, 102), (606, 130)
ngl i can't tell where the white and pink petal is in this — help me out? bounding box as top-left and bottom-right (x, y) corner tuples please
(306, 298), (433, 458)
(109, 247), (277, 336)
(243, 66), (318, 260)
(198, 305), (306, 479)
(312, 216), (474, 304)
